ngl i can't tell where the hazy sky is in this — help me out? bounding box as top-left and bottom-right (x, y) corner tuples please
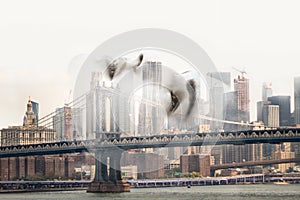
(1, 0), (300, 128)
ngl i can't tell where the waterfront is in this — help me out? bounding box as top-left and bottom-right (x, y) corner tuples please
(0, 184), (300, 200)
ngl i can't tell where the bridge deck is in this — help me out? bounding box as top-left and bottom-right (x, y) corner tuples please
(1, 128), (300, 157)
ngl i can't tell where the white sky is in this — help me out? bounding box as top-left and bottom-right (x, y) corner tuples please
(1, 0), (300, 128)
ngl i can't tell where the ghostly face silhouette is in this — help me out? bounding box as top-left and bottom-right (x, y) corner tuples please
(105, 54), (143, 80)
(105, 53), (196, 119)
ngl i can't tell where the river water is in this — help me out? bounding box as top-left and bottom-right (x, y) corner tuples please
(0, 184), (299, 200)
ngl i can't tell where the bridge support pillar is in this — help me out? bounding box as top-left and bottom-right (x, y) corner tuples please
(87, 150), (130, 193)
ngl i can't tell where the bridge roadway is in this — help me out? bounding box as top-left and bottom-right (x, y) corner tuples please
(1, 128), (300, 158)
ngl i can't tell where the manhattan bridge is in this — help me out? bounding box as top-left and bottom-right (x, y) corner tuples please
(1, 72), (300, 192)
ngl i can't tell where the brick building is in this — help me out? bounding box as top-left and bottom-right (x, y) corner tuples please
(0, 155), (75, 181)
(180, 154), (211, 177)
(0, 98), (77, 181)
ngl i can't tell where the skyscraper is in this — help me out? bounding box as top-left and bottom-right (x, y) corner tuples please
(294, 77), (300, 125)
(262, 82), (273, 102)
(262, 104), (280, 128)
(207, 72), (231, 131)
(257, 90), (279, 158)
(257, 101), (271, 122)
(223, 91), (238, 131)
(222, 75), (251, 163)
(31, 101), (39, 125)
(268, 96), (291, 126)
(292, 77), (300, 163)
(138, 61), (163, 135)
(53, 106), (72, 141)
(234, 75), (250, 123)
(71, 107), (83, 140)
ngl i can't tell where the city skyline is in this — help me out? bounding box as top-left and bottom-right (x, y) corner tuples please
(2, 1), (300, 197)
(1, 66), (299, 130)
(2, 0), (300, 129)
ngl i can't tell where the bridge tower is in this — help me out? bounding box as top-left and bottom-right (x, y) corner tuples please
(87, 148), (130, 193)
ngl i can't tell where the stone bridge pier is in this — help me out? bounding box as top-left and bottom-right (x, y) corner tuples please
(87, 149), (130, 193)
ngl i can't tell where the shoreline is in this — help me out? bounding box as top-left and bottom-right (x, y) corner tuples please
(1, 175), (300, 193)
(0, 182), (297, 193)
(0, 187), (87, 194)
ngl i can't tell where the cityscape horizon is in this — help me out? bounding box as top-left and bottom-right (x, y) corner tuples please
(1, 63), (300, 130)
(1, 1), (300, 198)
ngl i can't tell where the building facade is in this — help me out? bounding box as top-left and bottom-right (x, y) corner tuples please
(121, 151), (164, 179)
(1, 99), (56, 146)
(138, 61), (163, 135)
(53, 106), (72, 141)
(257, 101), (271, 122)
(262, 104), (280, 128)
(234, 75), (250, 123)
(268, 96), (291, 126)
(294, 77), (300, 125)
(224, 91), (238, 131)
(262, 82), (273, 102)
(0, 99), (70, 181)
(180, 154), (211, 177)
(0, 155), (75, 181)
(272, 143), (295, 173)
(207, 72), (231, 131)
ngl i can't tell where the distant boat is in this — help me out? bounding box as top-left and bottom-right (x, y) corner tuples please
(187, 185), (191, 188)
(274, 179), (289, 185)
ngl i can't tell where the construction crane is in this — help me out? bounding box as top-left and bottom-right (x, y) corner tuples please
(233, 67), (247, 77)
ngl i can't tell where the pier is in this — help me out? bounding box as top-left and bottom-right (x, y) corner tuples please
(127, 174), (265, 188)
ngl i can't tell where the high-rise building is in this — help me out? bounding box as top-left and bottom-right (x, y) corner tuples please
(268, 96), (291, 126)
(234, 75), (250, 123)
(223, 91), (238, 131)
(31, 101), (39, 125)
(257, 101), (271, 122)
(257, 101), (280, 128)
(262, 82), (273, 102)
(292, 77), (300, 162)
(256, 83), (279, 158)
(262, 104), (280, 128)
(258, 83), (274, 124)
(222, 75), (251, 163)
(53, 106), (72, 141)
(71, 107), (83, 140)
(114, 72), (137, 136)
(294, 77), (300, 125)
(207, 72), (231, 131)
(138, 61), (163, 135)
